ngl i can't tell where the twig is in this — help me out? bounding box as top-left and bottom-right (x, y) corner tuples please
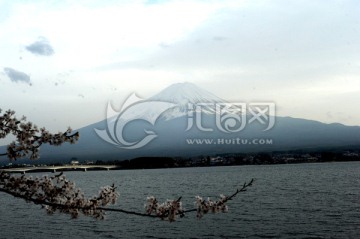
(183, 178), (254, 213)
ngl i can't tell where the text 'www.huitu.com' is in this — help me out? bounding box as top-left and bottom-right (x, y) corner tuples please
(186, 138), (273, 145)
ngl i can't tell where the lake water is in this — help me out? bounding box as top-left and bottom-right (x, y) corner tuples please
(1, 162), (360, 238)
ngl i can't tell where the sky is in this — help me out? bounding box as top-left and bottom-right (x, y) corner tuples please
(0, 0), (359, 137)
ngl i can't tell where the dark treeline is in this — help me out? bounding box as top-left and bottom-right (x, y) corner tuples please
(91, 148), (360, 169)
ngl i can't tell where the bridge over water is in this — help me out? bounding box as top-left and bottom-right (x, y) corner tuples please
(0, 165), (120, 174)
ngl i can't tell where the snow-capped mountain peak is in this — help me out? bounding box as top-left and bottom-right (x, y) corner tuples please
(149, 82), (225, 105)
(148, 82), (226, 119)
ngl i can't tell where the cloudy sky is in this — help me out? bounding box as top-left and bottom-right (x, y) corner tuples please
(0, 0), (359, 136)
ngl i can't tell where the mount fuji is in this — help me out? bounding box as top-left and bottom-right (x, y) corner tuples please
(5, 82), (360, 163)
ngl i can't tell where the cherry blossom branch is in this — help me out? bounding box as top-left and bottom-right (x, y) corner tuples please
(0, 171), (119, 219)
(185, 178), (254, 218)
(0, 170), (254, 221)
(143, 179), (254, 221)
(0, 109), (79, 160)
